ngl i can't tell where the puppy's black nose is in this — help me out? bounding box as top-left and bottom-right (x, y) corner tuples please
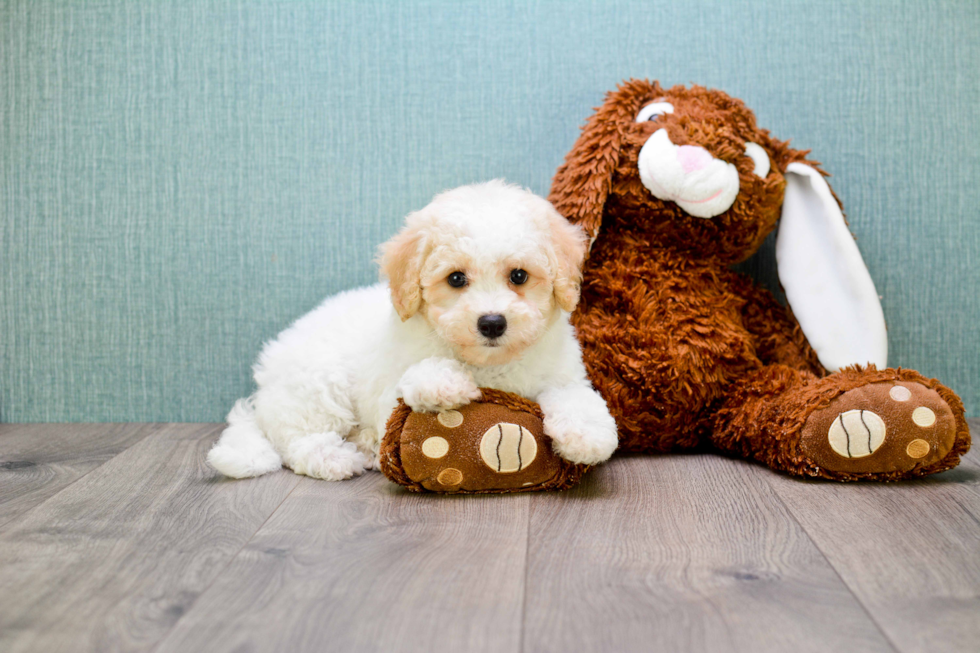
(477, 314), (507, 339)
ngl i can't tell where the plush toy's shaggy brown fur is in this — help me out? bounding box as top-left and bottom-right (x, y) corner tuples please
(549, 79), (970, 480)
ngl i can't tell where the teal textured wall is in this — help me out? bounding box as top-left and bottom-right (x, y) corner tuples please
(2, 0), (978, 422)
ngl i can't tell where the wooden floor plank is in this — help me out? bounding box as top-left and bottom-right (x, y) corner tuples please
(767, 418), (980, 653)
(154, 473), (530, 653)
(0, 423), (300, 653)
(522, 453), (897, 653)
(0, 423), (156, 528)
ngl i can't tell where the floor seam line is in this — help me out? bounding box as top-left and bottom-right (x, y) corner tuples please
(765, 477), (903, 653)
(0, 423), (163, 532)
(148, 472), (303, 653)
(518, 494), (532, 653)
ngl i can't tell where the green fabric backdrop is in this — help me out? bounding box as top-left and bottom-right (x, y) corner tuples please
(2, 0), (978, 422)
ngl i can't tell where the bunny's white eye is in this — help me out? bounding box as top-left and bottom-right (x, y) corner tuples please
(636, 101), (674, 123)
(744, 142), (771, 178)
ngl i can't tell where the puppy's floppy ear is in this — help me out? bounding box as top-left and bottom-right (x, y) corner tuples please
(549, 81), (652, 245)
(775, 162), (888, 371)
(378, 218), (427, 321)
(545, 206), (589, 312)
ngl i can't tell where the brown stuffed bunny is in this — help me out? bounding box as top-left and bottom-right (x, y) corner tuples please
(549, 79), (971, 480)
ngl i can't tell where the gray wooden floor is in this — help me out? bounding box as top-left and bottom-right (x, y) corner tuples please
(0, 421), (977, 653)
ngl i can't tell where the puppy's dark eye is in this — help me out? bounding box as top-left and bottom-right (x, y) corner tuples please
(510, 269), (528, 285)
(447, 271), (467, 288)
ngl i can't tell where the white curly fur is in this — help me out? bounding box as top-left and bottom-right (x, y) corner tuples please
(207, 181), (618, 481)
(396, 357), (482, 413)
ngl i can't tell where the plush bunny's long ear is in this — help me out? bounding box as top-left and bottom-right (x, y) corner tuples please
(548, 89), (633, 246)
(776, 163), (888, 371)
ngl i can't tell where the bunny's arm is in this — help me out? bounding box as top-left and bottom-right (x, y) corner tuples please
(725, 270), (824, 376)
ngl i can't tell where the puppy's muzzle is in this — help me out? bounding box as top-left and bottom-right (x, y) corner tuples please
(477, 314), (507, 339)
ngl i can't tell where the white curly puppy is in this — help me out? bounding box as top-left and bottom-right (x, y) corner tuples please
(207, 180), (618, 481)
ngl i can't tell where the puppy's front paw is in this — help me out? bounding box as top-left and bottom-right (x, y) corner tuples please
(547, 423), (618, 465)
(539, 385), (618, 465)
(398, 357), (481, 413)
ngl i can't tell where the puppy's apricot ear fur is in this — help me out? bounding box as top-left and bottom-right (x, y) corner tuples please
(549, 79), (659, 244)
(547, 209), (588, 312)
(378, 221), (426, 321)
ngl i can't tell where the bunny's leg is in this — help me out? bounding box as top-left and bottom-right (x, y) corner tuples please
(711, 364), (971, 480)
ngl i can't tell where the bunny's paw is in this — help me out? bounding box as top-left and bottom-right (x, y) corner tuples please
(800, 381), (957, 476)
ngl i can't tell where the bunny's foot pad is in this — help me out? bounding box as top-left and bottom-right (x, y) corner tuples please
(380, 389), (589, 494)
(801, 381), (958, 476)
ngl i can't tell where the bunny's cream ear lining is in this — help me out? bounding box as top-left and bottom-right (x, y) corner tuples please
(775, 162), (888, 372)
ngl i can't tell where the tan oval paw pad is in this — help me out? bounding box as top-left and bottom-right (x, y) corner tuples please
(828, 410), (886, 458)
(437, 468), (463, 486)
(437, 410), (464, 428)
(906, 439), (930, 459)
(889, 385), (912, 402)
(421, 436), (449, 458)
(911, 406), (936, 427)
(480, 423), (536, 473)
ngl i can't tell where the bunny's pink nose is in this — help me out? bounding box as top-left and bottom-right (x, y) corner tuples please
(677, 145), (714, 174)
